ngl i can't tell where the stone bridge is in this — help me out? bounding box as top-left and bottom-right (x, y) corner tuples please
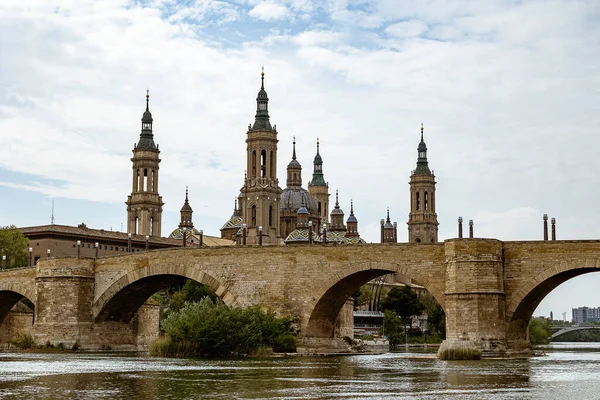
(1, 238), (599, 356)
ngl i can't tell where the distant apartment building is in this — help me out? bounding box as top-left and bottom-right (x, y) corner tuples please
(572, 306), (600, 324)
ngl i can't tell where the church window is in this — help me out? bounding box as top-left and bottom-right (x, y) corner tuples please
(150, 217), (154, 236)
(269, 206), (273, 227)
(416, 192), (420, 211)
(252, 205), (256, 226)
(318, 202), (322, 215)
(143, 169), (148, 191)
(252, 151), (257, 177)
(259, 101), (266, 111)
(261, 150), (267, 178)
(270, 151), (274, 178)
(136, 169), (140, 191)
(151, 170), (155, 192)
(424, 192), (428, 211)
(135, 217), (139, 235)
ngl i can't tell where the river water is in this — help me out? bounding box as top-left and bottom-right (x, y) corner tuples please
(0, 343), (599, 399)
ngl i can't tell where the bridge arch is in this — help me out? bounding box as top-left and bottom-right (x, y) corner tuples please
(93, 264), (239, 322)
(302, 261), (445, 338)
(550, 326), (600, 340)
(0, 283), (36, 325)
(506, 258), (600, 345)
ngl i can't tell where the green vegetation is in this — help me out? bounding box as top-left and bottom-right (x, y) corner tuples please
(150, 297), (297, 357)
(0, 225), (29, 269)
(421, 294), (446, 336)
(380, 286), (425, 322)
(529, 317), (552, 346)
(438, 347), (482, 360)
(10, 333), (35, 349)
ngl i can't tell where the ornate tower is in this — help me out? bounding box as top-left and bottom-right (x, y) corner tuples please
(408, 124), (438, 243)
(381, 208), (397, 243)
(126, 91), (164, 237)
(308, 139), (330, 225)
(329, 191), (346, 232)
(346, 200), (359, 238)
(179, 187), (194, 230)
(239, 69), (281, 245)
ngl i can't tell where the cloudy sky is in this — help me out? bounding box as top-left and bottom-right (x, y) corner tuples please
(1, 0), (599, 319)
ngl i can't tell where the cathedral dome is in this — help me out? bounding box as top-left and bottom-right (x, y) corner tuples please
(280, 187), (318, 213)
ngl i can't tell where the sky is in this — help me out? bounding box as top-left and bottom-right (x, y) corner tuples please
(1, 0), (600, 320)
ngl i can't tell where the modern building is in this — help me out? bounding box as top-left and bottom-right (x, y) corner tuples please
(572, 306), (600, 324)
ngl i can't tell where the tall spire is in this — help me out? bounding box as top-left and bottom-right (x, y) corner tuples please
(179, 186), (193, 229)
(309, 138), (327, 187)
(386, 207), (391, 223)
(252, 67), (272, 131)
(350, 199), (354, 216)
(335, 190), (339, 208)
(292, 136), (297, 160)
(415, 123), (431, 175)
(137, 89), (157, 150)
(286, 136), (302, 187)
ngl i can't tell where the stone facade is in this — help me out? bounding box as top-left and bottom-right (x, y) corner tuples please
(2, 240), (600, 356)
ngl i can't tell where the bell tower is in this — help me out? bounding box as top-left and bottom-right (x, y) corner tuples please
(308, 139), (330, 225)
(408, 124), (438, 243)
(239, 69), (281, 245)
(126, 91), (164, 237)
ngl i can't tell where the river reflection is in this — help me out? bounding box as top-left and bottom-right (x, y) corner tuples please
(1, 344), (600, 399)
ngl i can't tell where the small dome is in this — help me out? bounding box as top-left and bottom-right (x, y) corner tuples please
(180, 202), (192, 213)
(287, 158), (301, 169)
(418, 140), (427, 152)
(142, 109), (153, 123)
(298, 206), (308, 214)
(331, 207), (344, 216)
(347, 214), (358, 223)
(280, 187), (318, 213)
(384, 221), (393, 229)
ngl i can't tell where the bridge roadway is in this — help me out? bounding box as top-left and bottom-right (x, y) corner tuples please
(550, 326), (600, 339)
(1, 238), (600, 356)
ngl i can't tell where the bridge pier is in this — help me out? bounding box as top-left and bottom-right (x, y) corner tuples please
(440, 239), (509, 357)
(31, 258), (159, 350)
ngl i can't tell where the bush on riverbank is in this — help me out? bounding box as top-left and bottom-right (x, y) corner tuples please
(438, 347), (482, 360)
(150, 297), (297, 357)
(10, 333), (35, 349)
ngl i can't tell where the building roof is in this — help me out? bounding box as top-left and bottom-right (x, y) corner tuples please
(280, 187), (318, 213)
(284, 228), (320, 244)
(19, 224), (233, 248)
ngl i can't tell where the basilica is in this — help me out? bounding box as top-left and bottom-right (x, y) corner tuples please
(19, 70), (440, 256)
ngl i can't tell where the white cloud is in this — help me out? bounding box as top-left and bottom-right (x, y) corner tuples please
(385, 20), (428, 38)
(249, 1), (289, 21)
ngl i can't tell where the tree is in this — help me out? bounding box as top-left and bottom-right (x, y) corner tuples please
(383, 310), (404, 350)
(421, 293), (446, 336)
(380, 286), (425, 324)
(352, 284), (373, 309)
(0, 225), (29, 269)
(529, 317), (551, 345)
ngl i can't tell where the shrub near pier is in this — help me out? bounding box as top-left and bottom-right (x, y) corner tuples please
(150, 297), (297, 357)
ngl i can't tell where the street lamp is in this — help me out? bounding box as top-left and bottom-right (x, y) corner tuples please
(145, 235), (149, 251)
(258, 226), (263, 246)
(182, 227), (187, 247)
(308, 221), (313, 244)
(29, 247), (33, 266)
(199, 230), (204, 247)
(242, 224), (247, 246)
(77, 240), (81, 258)
(127, 233), (132, 253)
(1, 255), (5, 271)
(47, 249), (51, 258)
(95, 242), (99, 258)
